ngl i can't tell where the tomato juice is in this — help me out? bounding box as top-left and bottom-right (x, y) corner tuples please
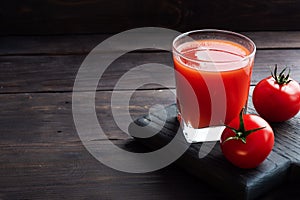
(173, 39), (254, 129)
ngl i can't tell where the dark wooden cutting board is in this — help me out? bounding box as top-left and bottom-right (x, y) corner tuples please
(129, 102), (300, 200)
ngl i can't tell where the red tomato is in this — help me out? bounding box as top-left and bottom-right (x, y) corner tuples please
(220, 111), (274, 169)
(253, 66), (300, 122)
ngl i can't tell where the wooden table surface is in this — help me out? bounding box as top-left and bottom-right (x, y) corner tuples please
(0, 31), (300, 200)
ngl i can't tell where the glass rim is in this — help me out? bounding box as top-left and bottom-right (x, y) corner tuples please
(172, 29), (256, 64)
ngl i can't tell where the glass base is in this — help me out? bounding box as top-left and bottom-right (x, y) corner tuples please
(181, 121), (225, 143)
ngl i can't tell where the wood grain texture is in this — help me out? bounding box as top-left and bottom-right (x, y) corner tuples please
(1, 87), (298, 200)
(0, 90), (175, 141)
(245, 32), (300, 49)
(2, 0), (300, 35)
(0, 140), (227, 200)
(130, 88), (300, 200)
(1, 32), (300, 56)
(0, 51), (299, 94)
(0, 90), (230, 199)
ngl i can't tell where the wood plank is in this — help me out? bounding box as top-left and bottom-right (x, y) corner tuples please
(0, 139), (227, 199)
(1, 0), (300, 35)
(0, 34), (110, 56)
(0, 50), (299, 93)
(244, 31), (300, 49)
(0, 90), (228, 199)
(1, 32), (300, 56)
(252, 50), (300, 84)
(0, 90), (175, 142)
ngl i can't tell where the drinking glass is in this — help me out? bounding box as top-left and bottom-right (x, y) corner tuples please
(172, 30), (256, 143)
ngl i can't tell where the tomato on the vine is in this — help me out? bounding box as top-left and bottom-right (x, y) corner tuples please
(253, 65), (300, 122)
(220, 109), (274, 169)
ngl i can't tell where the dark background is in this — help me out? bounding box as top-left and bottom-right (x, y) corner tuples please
(1, 0), (300, 35)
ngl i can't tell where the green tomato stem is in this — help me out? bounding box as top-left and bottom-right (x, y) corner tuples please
(271, 64), (292, 85)
(222, 109), (266, 144)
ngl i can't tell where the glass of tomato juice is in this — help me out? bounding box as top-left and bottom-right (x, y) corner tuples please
(172, 30), (256, 143)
